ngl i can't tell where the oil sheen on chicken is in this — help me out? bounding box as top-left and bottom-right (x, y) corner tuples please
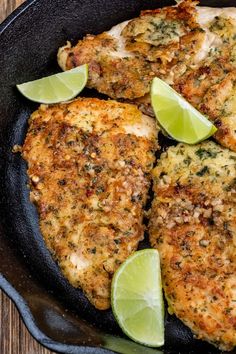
(22, 98), (158, 310)
(58, 0), (236, 152)
(149, 141), (236, 351)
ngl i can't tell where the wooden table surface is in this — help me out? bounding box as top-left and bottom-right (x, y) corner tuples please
(0, 1), (55, 353)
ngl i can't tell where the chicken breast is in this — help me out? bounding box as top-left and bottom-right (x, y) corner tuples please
(22, 98), (158, 310)
(58, 0), (206, 99)
(149, 141), (236, 351)
(58, 1), (236, 152)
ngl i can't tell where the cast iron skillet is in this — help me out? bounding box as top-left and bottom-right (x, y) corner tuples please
(0, 1), (236, 353)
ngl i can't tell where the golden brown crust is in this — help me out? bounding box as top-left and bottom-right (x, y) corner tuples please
(58, 2), (236, 152)
(149, 142), (236, 351)
(58, 0), (203, 99)
(22, 98), (158, 310)
(122, 0), (200, 65)
(174, 58), (231, 106)
(63, 33), (153, 100)
(199, 71), (236, 151)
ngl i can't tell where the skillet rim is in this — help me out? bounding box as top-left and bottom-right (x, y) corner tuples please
(0, 1), (235, 353)
(0, 275), (113, 354)
(0, 1), (115, 353)
(0, 0), (36, 34)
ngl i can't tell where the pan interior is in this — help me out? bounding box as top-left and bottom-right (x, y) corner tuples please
(0, 1), (236, 353)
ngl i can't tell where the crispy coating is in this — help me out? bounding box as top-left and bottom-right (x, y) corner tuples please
(58, 2), (236, 152)
(199, 71), (236, 152)
(122, 0), (202, 66)
(58, 33), (153, 100)
(149, 141), (236, 351)
(174, 15), (236, 151)
(22, 98), (158, 310)
(57, 1), (203, 98)
(174, 58), (230, 107)
(176, 55), (236, 151)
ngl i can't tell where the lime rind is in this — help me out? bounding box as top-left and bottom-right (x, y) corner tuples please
(151, 77), (217, 144)
(111, 249), (164, 348)
(16, 64), (88, 104)
(104, 333), (163, 354)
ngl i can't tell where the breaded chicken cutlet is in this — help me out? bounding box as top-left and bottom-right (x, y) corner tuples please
(22, 98), (158, 310)
(58, 1), (236, 152)
(149, 141), (236, 351)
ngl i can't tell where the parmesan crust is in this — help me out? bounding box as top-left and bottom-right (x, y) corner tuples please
(22, 98), (158, 310)
(149, 141), (236, 351)
(58, 1), (236, 152)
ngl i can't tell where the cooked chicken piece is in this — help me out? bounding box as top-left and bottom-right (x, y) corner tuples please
(58, 1), (234, 92)
(58, 1), (236, 152)
(174, 14), (236, 150)
(149, 141), (236, 351)
(121, 0), (203, 66)
(22, 98), (158, 310)
(58, 1), (208, 98)
(175, 50), (236, 150)
(174, 56), (233, 107)
(58, 32), (153, 100)
(199, 71), (236, 152)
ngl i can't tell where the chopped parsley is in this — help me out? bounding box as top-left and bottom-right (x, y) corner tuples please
(196, 166), (209, 176)
(195, 148), (217, 160)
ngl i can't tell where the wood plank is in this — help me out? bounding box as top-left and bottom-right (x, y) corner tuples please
(0, 0), (24, 23)
(0, 290), (55, 353)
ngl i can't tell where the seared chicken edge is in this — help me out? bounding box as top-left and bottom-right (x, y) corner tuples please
(22, 98), (158, 310)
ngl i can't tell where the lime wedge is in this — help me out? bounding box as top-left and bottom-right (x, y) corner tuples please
(104, 334), (163, 354)
(151, 77), (217, 144)
(111, 249), (164, 348)
(16, 65), (88, 104)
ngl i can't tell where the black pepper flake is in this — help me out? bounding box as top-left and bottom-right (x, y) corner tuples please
(58, 179), (67, 186)
(160, 171), (167, 178)
(68, 241), (76, 249)
(208, 217), (214, 226)
(67, 140), (76, 146)
(223, 222), (229, 230)
(84, 163), (92, 171)
(94, 165), (102, 173)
